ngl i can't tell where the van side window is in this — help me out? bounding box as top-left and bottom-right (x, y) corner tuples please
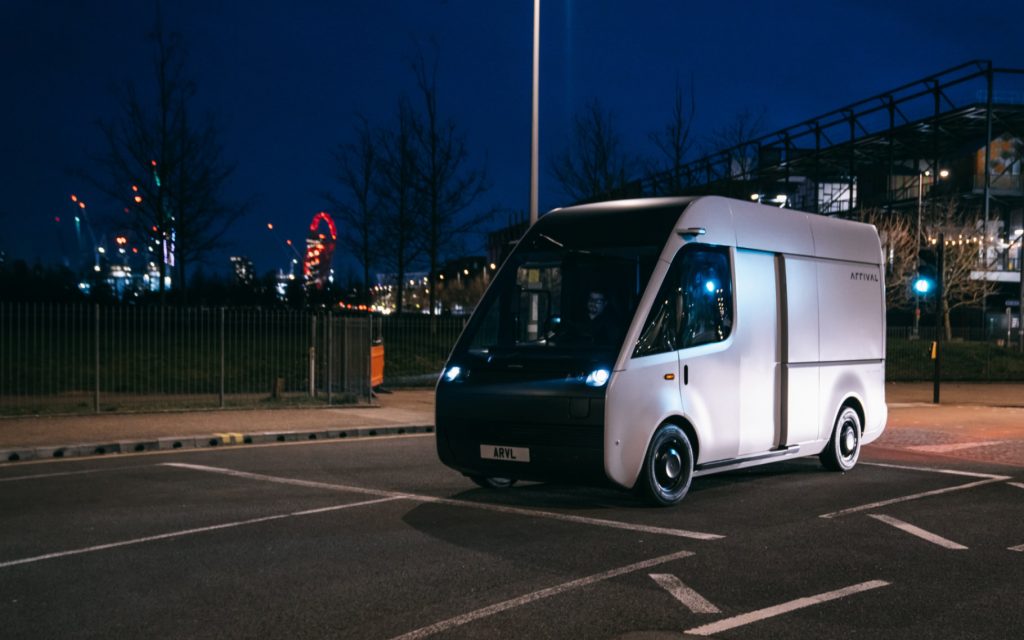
(633, 245), (733, 357)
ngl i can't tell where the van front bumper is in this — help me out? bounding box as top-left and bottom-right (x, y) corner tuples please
(435, 382), (607, 484)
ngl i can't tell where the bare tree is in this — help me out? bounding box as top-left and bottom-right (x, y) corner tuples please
(862, 208), (917, 309)
(647, 78), (696, 195)
(551, 99), (634, 203)
(376, 99), (422, 314)
(410, 51), (492, 318)
(326, 115), (380, 304)
(709, 107), (767, 179)
(88, 16), (244, 304)
(925, 199), (1000, 338)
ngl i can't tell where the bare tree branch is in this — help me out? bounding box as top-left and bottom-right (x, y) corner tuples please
(85, 17), (245, 304)
(410, 47), (492, 318)
(551, 99), (634, 203)
(647, 77), (696, 195)
(325, 114), (380, 304)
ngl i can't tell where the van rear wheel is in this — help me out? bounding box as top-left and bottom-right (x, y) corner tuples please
(820, 406), (861, 472)
(638, 424), (694, 506)
(469, 475), (517, 489)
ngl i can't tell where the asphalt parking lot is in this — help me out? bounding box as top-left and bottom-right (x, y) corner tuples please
(1, 432), (1021, 639)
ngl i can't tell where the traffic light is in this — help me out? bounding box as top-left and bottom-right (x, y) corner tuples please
(912, 249), (937, 296)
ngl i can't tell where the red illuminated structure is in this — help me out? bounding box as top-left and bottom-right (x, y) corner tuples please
(303, 211), (337, 289)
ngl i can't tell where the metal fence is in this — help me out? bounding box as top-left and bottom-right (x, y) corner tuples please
(374, 318), (1024, 385)
(0, 303), (373, 415)
(6, 303), (1022, 416)
(380, 314), (466, 387)
(886, 326), (1024, 382)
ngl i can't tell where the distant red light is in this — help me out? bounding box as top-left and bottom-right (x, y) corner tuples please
(78, 202), (86, 209)
(54, 216), (61, 223)
(133, 195), (143, 204)
(70, 194), (78, 202)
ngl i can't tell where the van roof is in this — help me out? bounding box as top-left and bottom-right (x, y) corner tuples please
(550, 196), (882, 265)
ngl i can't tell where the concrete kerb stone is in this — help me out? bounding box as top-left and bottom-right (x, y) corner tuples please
(118, 440), (160, 454)
(0, 425), (436, 465)
(158, 436), (197, 451)
(1, 448), (38, 463)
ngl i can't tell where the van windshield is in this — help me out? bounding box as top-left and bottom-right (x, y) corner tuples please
(456, 205), (683, 361)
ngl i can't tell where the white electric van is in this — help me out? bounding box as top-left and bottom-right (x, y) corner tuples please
(436, 196), (886, 505)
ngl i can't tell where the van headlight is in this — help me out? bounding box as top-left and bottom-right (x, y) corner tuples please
(585, 368), (611, 388)
(443, 365), (465, 382)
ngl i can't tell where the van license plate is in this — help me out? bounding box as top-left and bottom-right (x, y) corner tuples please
(480, 444), (530, 463)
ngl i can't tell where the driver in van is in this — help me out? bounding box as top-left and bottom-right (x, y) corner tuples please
(580, 289), (618, 345)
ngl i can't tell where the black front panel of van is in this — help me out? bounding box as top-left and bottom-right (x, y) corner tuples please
(436, 376), (607, 484)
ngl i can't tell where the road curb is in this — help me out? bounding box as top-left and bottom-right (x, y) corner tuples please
(0, 425), (434, 465)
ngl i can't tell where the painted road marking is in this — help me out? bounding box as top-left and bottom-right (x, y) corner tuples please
(0, 466), (146, 483)
(684, 580), (890, 636)
(906, 440), (1009, 453)
(388, 550), (694, 640)
(164, 462), (724, 541)
(1010, 544), (1024, 552)
(214, 432), (245, 444)
(862, 462), (1008, 480)
(1008, 482), (1024, 490)
(649, 574), (720, 614)
(815, 466), (1007, 522)
(0, 496), (401, 570)
(868, 514), (968, 550)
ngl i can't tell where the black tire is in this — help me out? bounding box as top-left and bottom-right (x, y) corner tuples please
(469, 475), (517, 489)
(820, 405), (861, 472)
(637, 424), (694, 507)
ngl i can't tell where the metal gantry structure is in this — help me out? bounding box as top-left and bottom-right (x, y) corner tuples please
(616, 61), (1024, 270)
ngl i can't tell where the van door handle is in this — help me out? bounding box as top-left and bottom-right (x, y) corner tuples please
(683, 364), (688, 385)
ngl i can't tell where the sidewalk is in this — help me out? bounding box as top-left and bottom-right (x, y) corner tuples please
(1, 384), (1022, 467)
(0, 390), (436, 462)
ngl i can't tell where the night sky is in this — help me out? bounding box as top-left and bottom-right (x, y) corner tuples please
(2, 0), (1022, 281)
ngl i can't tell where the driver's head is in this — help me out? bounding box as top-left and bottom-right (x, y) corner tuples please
(587, 291), (607, 319)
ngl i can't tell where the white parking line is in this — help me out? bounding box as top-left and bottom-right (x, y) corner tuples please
(1009, 544), (1024, 552)
(0, 496), (401, 570)
(1008, 482), (1024, 490)
(0, 466), (146, 483)
(684, 580), (890, 636)
(819, 477), (1008, 519)
(862, 462), (1008, 480)
(164, 462), (724, 541)
(388, 550), (694, 640)
(868, 514), (968, 550)
(649, 574), (720, 613)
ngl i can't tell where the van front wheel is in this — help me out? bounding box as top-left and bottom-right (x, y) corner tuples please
(820, 406), (861, 472)
(638, 424), (694, 506)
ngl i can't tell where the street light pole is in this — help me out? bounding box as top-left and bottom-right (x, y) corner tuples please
(933, 232), (944, 404)
(530, 0), (540, 226)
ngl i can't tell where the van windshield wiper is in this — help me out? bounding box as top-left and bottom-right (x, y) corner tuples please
(538, 233), (564, 248)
